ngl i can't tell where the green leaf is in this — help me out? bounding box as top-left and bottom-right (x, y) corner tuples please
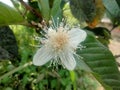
(49, 0), (63, 27)
(116, 0), (120, 8)
(0, 26), (19, 66)
(69, 0), (96, 23)
(63, 3), (79, 26)
(84, 27), (111, 46)
(50, 0), (62, 20)
(77, 30), (120, 89)
(103, 0), (120, 17)
(103, 0), (120, 24)
(38, 0), (50, 22)
(0, 2), (25, 26)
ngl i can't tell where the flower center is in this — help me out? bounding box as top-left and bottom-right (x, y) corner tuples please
(48, 27), (69, 51)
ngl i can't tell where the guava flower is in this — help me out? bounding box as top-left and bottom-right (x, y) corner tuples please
(33, 25), (87, 70)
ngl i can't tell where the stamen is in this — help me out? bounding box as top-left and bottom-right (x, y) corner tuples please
(48, 57), (60, 70)
(74, 53), (83, 60)
(51, 17), (57, 30)
(77, 44), (86, 50)
(56, 17), (59, 28)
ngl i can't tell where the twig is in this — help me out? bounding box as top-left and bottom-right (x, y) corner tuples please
(19, 0), (43, 22)
(115, 55), (120, 58)
(0, 62), (32, 81)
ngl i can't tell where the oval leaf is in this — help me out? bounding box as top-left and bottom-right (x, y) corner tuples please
(103, 0), (120, 24)
(0, 2), (25, 26)
(38, 0), (50, 22)
(77, 30), (120, 89)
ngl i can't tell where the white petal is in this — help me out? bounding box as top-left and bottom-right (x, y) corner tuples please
(68, 28), (87, 48)
(33, 46), (54, 66)
(59, 51), (76, 70)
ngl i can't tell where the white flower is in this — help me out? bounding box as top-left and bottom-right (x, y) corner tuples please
(33, 26), (87, 70)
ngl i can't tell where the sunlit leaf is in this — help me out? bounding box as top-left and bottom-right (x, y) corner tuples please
(38, 0), (50, 22)
(0, 2), (25, 26)
(50, 0), (62, 21)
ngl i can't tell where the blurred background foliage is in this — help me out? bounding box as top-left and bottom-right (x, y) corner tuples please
(0, 0), (120, 90)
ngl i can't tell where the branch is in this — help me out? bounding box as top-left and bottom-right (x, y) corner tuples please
(19, 0), (43, 22)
